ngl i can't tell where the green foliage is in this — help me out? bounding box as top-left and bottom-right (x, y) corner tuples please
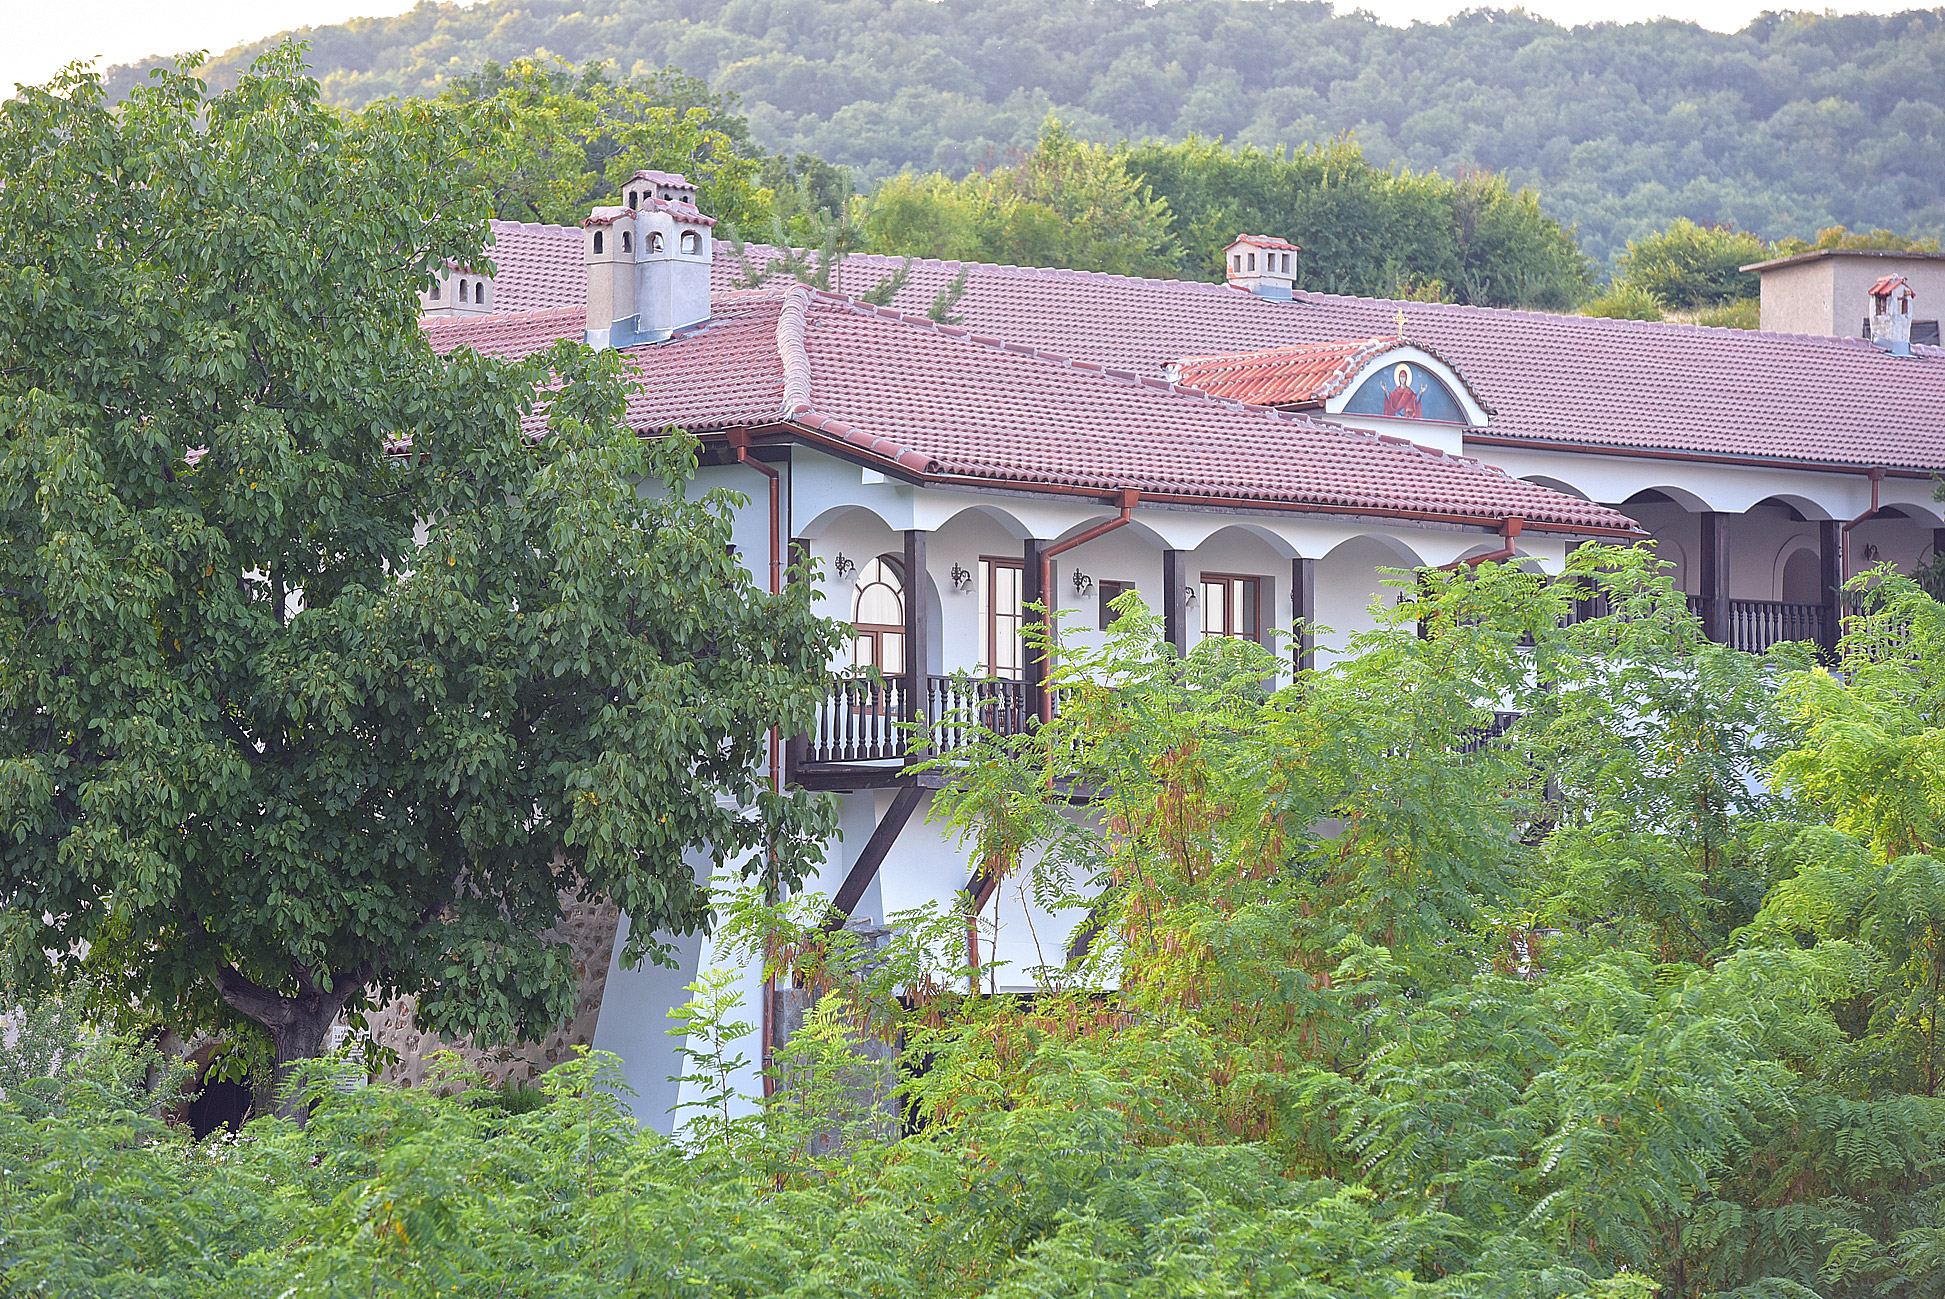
(0, 49), (842, 1105)
(435, 57), (776, 232)
(9, 554), (1945, 1295)
(1613, 218), (1772, 309)
(112, 1), (1945, 267)
(1584, 282), (1667, 320)
(860, 119), (1180, 278)
(1696, 298), (1762, 329)
(1121, 136), (1592, 307)
(1773, 223), (1944, 257)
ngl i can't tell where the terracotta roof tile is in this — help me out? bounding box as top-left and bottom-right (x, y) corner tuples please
(429, 278), (1635, 535)
(425, 305), (584, 361)
(1174, 337), (1395, 407)
(482, 222), (585, 313)
(686, 245), (1945, 475)
(464, 220), (1945, 494)
(1232, 233), (1301, 252)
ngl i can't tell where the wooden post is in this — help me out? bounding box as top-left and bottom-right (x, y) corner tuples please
(1291, 556), (1316, 673)
(903, 529), (928, 747)
(1819, 519), (1843, 656)
(1162, 549), (1190, 657)
(786, 537), (813, 775)
(1023, 538), (1047, 723)
(1698, 511), (1732, 644)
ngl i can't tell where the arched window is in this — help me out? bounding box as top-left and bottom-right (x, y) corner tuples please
(649, 232), (664, 253)
(475, 281), (485, 304)
(622, 230), (632, 252)
(458, 279), (468, 301)
(851, 557), (905, 673)
(593, 231), (603, 254)
(429, 279), (441, 300)
(681, 230), (700, 253)
(628, 189), (639, 208)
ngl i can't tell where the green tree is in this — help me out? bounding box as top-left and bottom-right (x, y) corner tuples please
(859, 119), (1179, 277)
(0, 51), (839, 1112)
(1612, 218), (1772, 309)
(1120, 135), (1590, 307)
(436, 57), (776, 232)
(1772, 223), (1945, 257)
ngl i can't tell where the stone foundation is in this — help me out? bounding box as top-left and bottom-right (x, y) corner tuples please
(369, 894), (621, 1091)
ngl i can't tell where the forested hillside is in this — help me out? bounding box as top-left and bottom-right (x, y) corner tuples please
(101, 0), (1945, 265)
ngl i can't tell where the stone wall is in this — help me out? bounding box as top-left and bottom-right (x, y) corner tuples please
(369, 894), (621, 1090)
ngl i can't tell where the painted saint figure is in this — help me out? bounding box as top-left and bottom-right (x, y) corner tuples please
(1381, 363), (1424, 420)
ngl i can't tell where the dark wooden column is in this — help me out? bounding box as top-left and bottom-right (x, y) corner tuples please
(1023, 538), (1048, 722)
(1698, 511), (1732, 644)
(1291, 556), (1316, 673)
(786, 537), (813, 777)
(903, 529), (929, 740)
(1162, 549), (1191, 657)
(1819, 519), (1843, 656)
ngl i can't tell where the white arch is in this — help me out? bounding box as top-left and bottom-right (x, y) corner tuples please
(1521, 474), (1591, 501)
(1751, 493), (1836, 523)
(1321, 531), (1427, 569)
(1190, 521), (1300, 562)
(1621, 485), (1713, 514)
(931, 502), (1034, 543)
(794, 501), (903, 541)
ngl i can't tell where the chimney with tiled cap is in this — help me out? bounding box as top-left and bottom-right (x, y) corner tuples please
(1867, 274), (1916, 357)
(420, 260), (495, 316)
(583, 169), (715, 349)
(1224, 233), (1300, 301)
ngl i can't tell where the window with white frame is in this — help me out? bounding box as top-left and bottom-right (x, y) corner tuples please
(978, 557), (1024, 679)
(851, 557), (905, 673)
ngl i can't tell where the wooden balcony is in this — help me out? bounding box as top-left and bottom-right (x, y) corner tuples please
(792, 674), (1032, 785)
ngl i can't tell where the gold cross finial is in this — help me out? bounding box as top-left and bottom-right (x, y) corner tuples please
(1395, 307), (1406, 338)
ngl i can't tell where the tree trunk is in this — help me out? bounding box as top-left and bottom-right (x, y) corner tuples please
(214, 963), (365, 1124)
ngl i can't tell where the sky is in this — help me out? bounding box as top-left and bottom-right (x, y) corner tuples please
(1, 0), (1927, 96)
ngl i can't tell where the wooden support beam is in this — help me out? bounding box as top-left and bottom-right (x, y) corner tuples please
(1819, 518), (1843, 656)
(903, 529), (929, 745)
(1023, 537), (1048, 723)
(823, 784), (925, 928)
(1162, 549), (1190, 656)
(1698, 511), (1732, 644)
(1291, 556), (1316, 673)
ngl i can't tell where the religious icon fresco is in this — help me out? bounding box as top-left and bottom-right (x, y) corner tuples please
(1342, 358), (1468, 424)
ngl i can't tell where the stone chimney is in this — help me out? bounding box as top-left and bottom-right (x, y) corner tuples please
(1224, 234), (1300, 301)
(420, 261), (494, 316)
(1868, 274), (1916, 356)
(583, 171), (716, 349)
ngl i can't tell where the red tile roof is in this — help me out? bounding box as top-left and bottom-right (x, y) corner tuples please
(480, 222), (586, 313)
(581, 197), (718, 228)
(1232, 233), (1301, 252)
(1868, 275), (1912, 297)
(425, 304), (584, 360)
(1173, 337), (1407, 408)
(464, 218), (1945, 477)
(426, 280), (1636, 536)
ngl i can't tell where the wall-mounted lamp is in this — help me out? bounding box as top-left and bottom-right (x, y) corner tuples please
(1071, 568), (1094, 597)
(1863, 543), (1883, 563)
(833, 552), (856, 580)
(950, 561), (974, 593)
(1184, 585), (1198, 606)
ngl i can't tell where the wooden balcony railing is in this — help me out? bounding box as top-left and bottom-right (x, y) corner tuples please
(802, 674), (1032, 765)
(1722, 599), (1823, 654)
